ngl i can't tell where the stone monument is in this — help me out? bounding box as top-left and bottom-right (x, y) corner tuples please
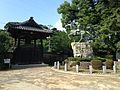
(69, 27), (93, 58)
(71, 42), (93, 58)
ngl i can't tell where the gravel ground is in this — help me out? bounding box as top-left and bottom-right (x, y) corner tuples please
(0, 66), (120, 90)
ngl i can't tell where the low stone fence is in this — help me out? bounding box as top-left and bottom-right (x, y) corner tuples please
(53, 61), (119, 74)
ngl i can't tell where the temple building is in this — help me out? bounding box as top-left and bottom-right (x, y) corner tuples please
(5, 17), (52, 64)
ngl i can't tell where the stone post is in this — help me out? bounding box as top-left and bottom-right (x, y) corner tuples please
(89, 65), (92, 74)
(76, 65), (79, 73)
(54, 62), (57, 68)
(114, 61), (117, 66)
(57, 61), (60, 69)
(103, 66), (106, 74)
(64, 63), (67, 72)
(113, 65), (117, 73)
(62, 61), (64, 65)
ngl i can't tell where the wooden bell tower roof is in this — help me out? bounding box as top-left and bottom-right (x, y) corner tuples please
(5, 17), (52, 39)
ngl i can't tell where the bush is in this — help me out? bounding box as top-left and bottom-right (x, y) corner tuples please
(105, 55), (113, 59)
(64, 57), (93, 67)
(93, 57), (106, 62)
(75, 57), (92, 62)
(67, 57), (76, 61)
(91, 60), (102, 69)
(69, 61), (78, 67)
(65, 57), (80, 67)
(0, 30), (12, 61)
(105, 60), (113, 69)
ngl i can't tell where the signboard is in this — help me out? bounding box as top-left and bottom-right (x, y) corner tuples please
(4, 59), (10, 64)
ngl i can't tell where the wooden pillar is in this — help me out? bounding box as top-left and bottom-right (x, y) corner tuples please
(40, 39), (43, 63)
(34, 39), (36, 47)
(18, 38), (20, 47)
(33, 39), (36, 62)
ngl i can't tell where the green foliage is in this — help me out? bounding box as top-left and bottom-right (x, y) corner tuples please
(105, 59), (113, 69)
(65, 57), (93, 67)
(67, 57), (76, 61)
(93, 56), (106, 62)
(91, 60), (103, 69)
(0, 30), (12, 59)
(50, 30), (72, 55)
(58, 0), (120, 60)
(65, 57), (79, 67)
(75, 57), (92, 62)
(66, 57), (92, 62)
(93, 0), (120, 60)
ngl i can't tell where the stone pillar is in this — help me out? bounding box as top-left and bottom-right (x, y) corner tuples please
(89, 65), (92, 74)
(57, 61), (60, 69)
(54, 62), (57, 68)
(76, 65), (79, 73)
(62, 61), (64, 65)
(113, 65), (117, 73)
(64, 63), (67, 72)
(103, 66), (106, 74)
(114, 61), (117, 66)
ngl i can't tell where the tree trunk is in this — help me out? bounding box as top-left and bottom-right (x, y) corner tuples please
(112, 50), (117, 61)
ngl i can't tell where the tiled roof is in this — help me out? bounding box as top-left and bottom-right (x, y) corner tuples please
(13, 26), (52, 33)
(5, 17), (52, 34)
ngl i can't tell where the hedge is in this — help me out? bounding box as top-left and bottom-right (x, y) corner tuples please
(105, 60), (113, 69)
(91, 60), (102, 69)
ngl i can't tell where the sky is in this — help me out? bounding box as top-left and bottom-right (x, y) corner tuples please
(0, 0), (71, 30)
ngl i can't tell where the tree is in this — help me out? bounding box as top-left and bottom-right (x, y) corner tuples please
(50, 30), (72, 55)
(58, 0), (100, 41)
(43, 28), (72, 55)
(93, 0), (120, 60)
(58, 0), (120, 60)
(0, 29), (12, 60)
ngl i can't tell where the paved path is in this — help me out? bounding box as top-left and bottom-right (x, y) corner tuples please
(0, 66), (120, 90)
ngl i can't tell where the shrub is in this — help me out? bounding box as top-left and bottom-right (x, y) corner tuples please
(67, 57), (76, 61)
(75, 57), (92, 62)
(105, 59), (113, 69)
(93, 57), (106, 62)
(69, 61), (77, 67)
(64, 59), (69, 63)
(91, 60), (102, 69)
(65, 57), (80, 67)
(0, 30), (12, 64)
(105, 55), (113, 59)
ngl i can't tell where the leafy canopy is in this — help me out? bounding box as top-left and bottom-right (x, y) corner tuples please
(0, 29), (12, 59)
